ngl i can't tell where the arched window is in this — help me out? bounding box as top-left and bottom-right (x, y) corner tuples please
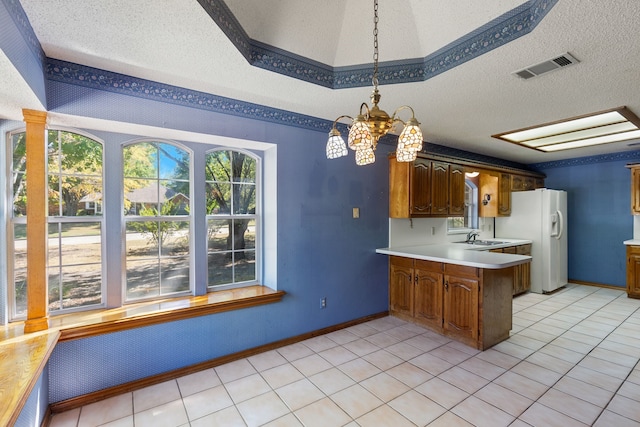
(123, 141), (191, 300)
(9, 129), (104, 318)
(205, 149), (259, 288)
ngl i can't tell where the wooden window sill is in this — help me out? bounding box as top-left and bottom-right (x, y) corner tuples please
(0, 285), (284, 426)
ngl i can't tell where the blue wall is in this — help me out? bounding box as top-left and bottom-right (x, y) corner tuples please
(533, 153), (640, 288)
(44, 80), (391, 402)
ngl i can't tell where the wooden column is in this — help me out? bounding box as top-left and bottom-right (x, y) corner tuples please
(23, 109), (49, 333)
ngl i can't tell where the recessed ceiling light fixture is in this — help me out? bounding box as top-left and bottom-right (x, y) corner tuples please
(492, 107), (640, 152)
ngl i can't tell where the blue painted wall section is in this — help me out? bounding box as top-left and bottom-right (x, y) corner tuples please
(15, 366), (48, 427)
(532, 151), (640, 288)
(0, 0), (47, 105)
(44, 78), (390, 402)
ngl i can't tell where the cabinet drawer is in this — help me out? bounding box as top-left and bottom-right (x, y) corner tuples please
(415, 259), (443, 272)
(502, 246), (517, 254)
(444, 263), (479, 278)
(516, 244), (532, 255)
(390, 256), (414, 268)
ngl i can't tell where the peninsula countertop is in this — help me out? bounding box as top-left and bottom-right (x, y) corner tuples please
(376, 238), (532, 269)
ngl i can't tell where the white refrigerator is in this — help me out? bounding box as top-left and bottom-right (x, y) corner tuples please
(495, 188), (568, 294)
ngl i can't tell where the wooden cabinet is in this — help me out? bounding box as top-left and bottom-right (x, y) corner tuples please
(491, 244), (531, 295)
(498, 173), (511, 216)
(388, 256), (514, 350)
(389, 256), (414, 316)
(443, 264), (479, 343)
(627, 245), (640, 298)
(629, 165), (640, 214)
(414, 261), (444, 330)
(389, 155), (465, 218)
(511, 174), (544, 192)
(449, 164), (466, 216)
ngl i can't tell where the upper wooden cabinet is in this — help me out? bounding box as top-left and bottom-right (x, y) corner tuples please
(628, 164), (640, 214)
(511, 174), (543, 192)
(449, 164), (466, 216)
(389, 155), (465, 218)
(389, 153), (545, 218)
(498, 173), (512, 216)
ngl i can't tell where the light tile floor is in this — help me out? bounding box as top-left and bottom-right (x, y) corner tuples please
(50, 284), (640, 426)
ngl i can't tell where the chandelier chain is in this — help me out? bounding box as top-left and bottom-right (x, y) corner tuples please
(372, 0), (379, 88)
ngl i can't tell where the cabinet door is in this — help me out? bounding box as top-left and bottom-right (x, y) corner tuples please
(515, 244), (532, 295)
(443, 275), (479, 341)
(449, 164), (466, 216)
(632, 168), (640, 214)
(390, 259), (414, 316)
(627, 246), (640, 298)
(410, 159), (431, 215)
(430, 161), (450, 215)
(498, 173), (511, 216)
(414, 269), (443, 330)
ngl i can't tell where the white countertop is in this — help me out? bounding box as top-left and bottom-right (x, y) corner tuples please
(376, 239), (532, 269)
(624, 239), (640, 245)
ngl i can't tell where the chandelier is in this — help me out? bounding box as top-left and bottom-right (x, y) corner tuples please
(326, 0), (423, 165)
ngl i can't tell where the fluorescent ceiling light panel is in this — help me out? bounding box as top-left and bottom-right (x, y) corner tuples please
(492, 107), (640, 152)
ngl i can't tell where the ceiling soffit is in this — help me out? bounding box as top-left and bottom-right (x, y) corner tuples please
(197, 0), (559, 89)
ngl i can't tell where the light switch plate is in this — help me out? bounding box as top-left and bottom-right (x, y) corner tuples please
(352, 207), (360, 218)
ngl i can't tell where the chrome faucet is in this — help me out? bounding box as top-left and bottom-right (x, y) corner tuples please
(466, 230), (480, 242)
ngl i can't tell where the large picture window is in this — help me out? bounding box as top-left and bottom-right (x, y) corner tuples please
(9, 129), (104, 318)
(123, 141), (192, 301)
(205, 150), (258, 288)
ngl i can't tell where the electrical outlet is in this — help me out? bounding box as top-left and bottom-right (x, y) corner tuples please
(352, 207), (360, 219)
(320, 297), (327, 309)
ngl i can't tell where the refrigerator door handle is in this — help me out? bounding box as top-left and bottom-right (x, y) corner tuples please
(552, 210), (564, 240)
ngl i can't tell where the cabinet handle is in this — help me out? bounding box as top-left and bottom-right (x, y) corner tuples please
(414, 274), (418, 284)
(444, 281), (449, 291)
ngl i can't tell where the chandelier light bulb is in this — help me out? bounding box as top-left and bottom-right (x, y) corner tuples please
(326, 129), (348, 159)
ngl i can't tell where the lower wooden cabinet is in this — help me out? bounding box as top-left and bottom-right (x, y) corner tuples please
(388, 256), (514, 350)
(627, 245), (640, 298)
(491, 244), (531, 295)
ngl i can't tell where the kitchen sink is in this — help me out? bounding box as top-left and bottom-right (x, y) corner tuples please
(454, 240), (507, 246)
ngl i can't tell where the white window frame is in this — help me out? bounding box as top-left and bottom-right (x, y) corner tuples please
(205, 148), (261, 291)
(122, 139), (194, 302)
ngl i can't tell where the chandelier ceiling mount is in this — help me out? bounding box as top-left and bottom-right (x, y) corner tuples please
(326, 0), (424, 165)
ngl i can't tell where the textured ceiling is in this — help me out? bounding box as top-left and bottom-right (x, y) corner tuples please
(3, 0), (640, 165)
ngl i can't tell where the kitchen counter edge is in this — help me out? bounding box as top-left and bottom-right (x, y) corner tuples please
(376, 239), (532, 269)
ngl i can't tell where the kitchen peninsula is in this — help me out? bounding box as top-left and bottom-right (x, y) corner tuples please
(377, 240), (531, 350)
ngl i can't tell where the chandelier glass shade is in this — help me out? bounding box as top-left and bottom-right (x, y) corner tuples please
(326, 0), (423, 165)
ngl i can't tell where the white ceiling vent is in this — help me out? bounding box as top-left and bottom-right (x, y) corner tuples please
(513, 53), (580, 79)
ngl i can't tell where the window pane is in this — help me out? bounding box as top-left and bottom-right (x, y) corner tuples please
(205, 150), (231, 181)
(123, 142), (158, 179)
(160, 221), (189, 257)
(208, 253), (232, 286)
(14, 270), (27, 317)
(55, 222), (102, 266)
(58, 176), (103, 216)
(158, 143), (190, 180)
(126, 221), (159, 259)
(49, 266), (102, 310)
(14, 224), (27, 269)
(244, 219), (256, 250)
(159, 180), (190, 215)
(58, 133), (103, 176)
(234, 154), (256, 183)
(12, 132), (28, 215)
(126, 260), (160, 299)
(208, 219), (229, 251)
(234, 251), (256, 282)
(206, 182), (231, 214)
(160, 258), (190, 294)
(233, 183), (256, 214)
